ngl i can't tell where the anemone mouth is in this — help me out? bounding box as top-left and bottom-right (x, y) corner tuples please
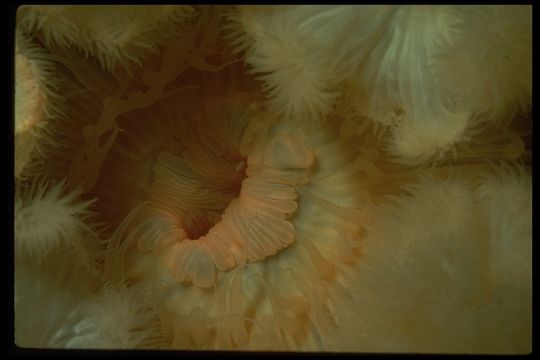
(144, 93), (255, 241)
(100, 88), (316, 289)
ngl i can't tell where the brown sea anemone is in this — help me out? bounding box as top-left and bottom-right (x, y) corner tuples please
(13, 5), (531, 353)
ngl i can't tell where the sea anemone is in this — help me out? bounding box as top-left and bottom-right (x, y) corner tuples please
(14, 251), (98, 348)
(62, 283), (165, 349)
(14, 29), (63, 179)
(231, 5), (531, 164)
(14, 179), (97, 262)
(333, 166), (532, 353)
(13, 5), (531, 353)
(16, 5), (195, 73)
(437, 5), (532, 124)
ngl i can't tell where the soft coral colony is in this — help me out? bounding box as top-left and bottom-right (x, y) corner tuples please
(13, 5), (531, 353)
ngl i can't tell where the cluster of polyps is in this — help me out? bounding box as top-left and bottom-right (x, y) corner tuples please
(13, 5), (531, 352)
